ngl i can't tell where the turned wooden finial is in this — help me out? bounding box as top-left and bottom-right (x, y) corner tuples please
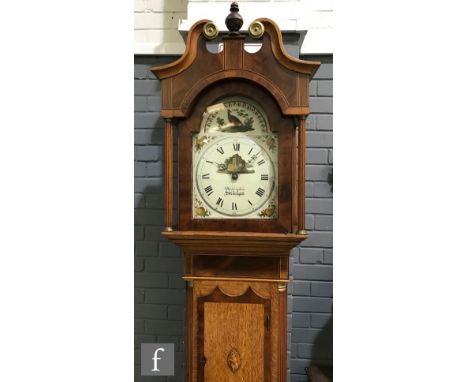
(225, 2), (243, 34)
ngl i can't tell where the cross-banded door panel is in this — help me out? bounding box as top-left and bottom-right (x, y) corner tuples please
(197, 286), (271, 381)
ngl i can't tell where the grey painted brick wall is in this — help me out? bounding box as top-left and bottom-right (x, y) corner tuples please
(134, 54), (333, 382)
(291, 54), (333, 382)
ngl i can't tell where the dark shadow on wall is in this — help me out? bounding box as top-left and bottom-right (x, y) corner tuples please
(299, 316), (333, 382)
(311, 316), (333, 365)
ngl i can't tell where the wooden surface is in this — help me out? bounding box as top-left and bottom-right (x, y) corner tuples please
(198, 287), (270, 381)
(150, 15), (320, 382)
(190, 280), (283, 382)
(162, 230), (307, 255)
(278, 279), (288, 382)
(297, 116), (307, 233)
(177, 80), (294, 234)
(191, 255), (281, 279)
(164, 118), (173, 230)
(151, 18), (320, 236)
(186, 279), (194, 382)
(292, 117), (298, 233)
(204, 302), (264, 380)
(184, 276), (288, 283)
(151, 19), (319, 118)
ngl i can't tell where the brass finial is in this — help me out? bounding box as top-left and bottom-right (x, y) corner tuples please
(225, 2), (243, 34)
(203, 21), (219, 40)
(248, 20), (265, 39)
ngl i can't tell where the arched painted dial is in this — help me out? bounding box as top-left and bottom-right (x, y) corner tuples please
(195, 135), (276, 217)
(193, 96), (278, 219)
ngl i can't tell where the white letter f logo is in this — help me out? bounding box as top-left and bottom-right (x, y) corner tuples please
(152, 347), (165, 371)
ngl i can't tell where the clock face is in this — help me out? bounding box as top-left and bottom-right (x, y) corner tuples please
(192, 97), (278, 219)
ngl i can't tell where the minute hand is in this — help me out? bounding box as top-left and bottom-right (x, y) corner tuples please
(206, 160), (226, 170)
(247, 151), (261, 164)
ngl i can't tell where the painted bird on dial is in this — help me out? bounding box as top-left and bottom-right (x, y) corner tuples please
(218, 109), (254, 132)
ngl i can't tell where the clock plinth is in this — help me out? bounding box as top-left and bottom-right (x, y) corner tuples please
(151, 5), (319, 380)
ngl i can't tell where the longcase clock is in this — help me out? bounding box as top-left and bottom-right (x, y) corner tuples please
(151, 3), (320, 381)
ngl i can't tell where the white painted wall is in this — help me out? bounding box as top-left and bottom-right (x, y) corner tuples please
(134, 0), (332, 55)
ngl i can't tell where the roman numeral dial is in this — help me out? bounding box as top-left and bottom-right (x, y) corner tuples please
(192, 98), (278, 219)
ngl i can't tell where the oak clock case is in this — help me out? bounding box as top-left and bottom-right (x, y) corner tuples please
(178, 81), (293, 233)
(151, 9), (320, 382)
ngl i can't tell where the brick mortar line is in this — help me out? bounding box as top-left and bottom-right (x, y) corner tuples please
(292, 296), (332, 300)
(137, 178), (164, 181)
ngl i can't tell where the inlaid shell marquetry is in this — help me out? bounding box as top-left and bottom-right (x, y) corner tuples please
(227, 348), (241, 373)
